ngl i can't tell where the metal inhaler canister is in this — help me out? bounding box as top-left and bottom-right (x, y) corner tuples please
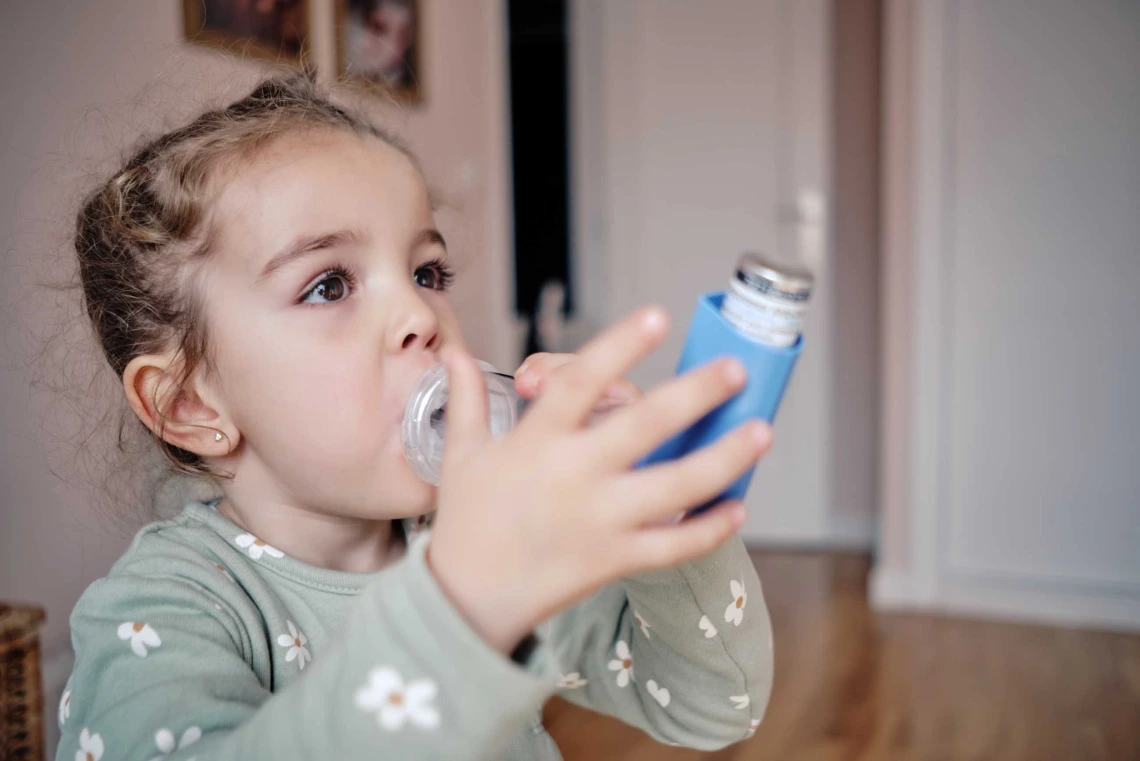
(638, 252), (814, 513)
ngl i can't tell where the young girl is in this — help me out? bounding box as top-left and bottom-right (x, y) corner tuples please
(58, 71), (775, 761)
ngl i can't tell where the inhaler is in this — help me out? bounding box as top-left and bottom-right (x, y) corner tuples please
(401, 252), (813, 505)
(636, 252), (813, 514)
(401, 360), (527, 486)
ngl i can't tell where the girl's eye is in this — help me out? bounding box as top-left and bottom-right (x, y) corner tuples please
(300, 266), (354, 305)
(414, 259), (456, 291)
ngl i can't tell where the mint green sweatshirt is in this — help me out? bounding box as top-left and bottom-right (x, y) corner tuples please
(57, 499), (772, 760)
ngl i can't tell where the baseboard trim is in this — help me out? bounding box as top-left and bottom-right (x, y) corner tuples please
(870, 567), (1140, 634)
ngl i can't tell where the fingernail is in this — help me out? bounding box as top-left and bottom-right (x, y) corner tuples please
(724, 359), (747, 386)
(750, 422), (772, 446)
(736, 503), (748, 522)
(642, 306), (668, 334)
(729, 503), (747, 526)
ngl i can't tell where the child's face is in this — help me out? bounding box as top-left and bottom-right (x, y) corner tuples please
(201, 129), (461, 520)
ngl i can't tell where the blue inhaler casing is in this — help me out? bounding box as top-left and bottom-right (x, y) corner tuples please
(637, 291), (803, 513)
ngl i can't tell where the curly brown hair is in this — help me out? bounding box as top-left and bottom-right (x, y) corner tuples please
(72, 67), (409, 482)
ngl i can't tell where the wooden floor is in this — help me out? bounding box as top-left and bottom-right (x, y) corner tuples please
(543, 550), (1140, 761)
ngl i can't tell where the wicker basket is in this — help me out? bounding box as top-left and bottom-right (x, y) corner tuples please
(1, 604), (45, 761)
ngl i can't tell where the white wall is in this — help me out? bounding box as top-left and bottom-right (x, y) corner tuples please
(570, 0), (880, 547)
(872, 0), (1140, 631)
(0, 1), (513, 754)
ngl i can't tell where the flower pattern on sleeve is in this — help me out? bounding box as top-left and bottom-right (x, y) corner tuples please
(59, 689), (71, 726)
(277, 621), (312, 670)
(235, 533), (284, 560)
(607, 640), (634, 687)
(148, 726), (201, 761)
(117, 622), (161, 657)
(355, 667), (440, 731)
(633, 610), (652, 639)
(557, 672), (588, 689)
(725, 579), (747, 626)
(646, 679), (671, 707)
(76, 727), (104, 761)
(698, 614), (718, 638)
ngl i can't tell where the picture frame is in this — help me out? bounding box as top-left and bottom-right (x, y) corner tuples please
(336, 0), (423, 103)
(183, 0), (311, 65)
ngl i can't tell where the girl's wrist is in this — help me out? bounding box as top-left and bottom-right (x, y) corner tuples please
(424, 539), (535, 656)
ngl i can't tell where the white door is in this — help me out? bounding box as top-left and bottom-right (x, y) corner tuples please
(570, 0), (856, 545)
(874, 0), (1140, 630)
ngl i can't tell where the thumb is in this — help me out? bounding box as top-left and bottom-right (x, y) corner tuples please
(440, 344), (490, 465)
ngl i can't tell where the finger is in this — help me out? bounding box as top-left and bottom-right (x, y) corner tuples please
(610, 420), (772, 522)
(523, 306), (669, 430)
(515, 352), (561, 381)
(515, 353), (571, 399)
(440, 344), (491, 463)
(590, 357), (749, 466)
(625, 501), (747, 573)
(595, 379), (642, 407)
(589, 382), (642, 422)
(519, 355), (641, 408)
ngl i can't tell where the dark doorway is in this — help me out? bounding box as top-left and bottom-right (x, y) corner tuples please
(506, 0), (571, 356)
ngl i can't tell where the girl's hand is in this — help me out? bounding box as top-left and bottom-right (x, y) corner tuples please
(514, 352), (641, 413)
(426, 307), (773, 655)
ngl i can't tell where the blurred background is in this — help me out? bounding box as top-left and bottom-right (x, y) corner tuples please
(1, 0), (1138, 759)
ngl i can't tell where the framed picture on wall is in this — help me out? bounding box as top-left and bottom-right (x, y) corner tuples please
(337, 0), (422, 103)
(183, 0), (310, 64)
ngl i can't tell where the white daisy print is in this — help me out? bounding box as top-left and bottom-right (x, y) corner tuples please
(698, 614), (718, 639)
(730, 694), (751, 710)
(607, 640), (634, 687)
(557, 672), (588, 689)
(235, 533), (284, 560)
(148, 726), (201, 761)
(633, 610), (651, 640)
(76, 727), (103, 761)
(59, 689), (71, 726)
(355, 667), (440, 731)
(117, 622), (161, 657)
(746, 718), (761, 737)
(214, 563), (236, 582)
(724, 578), (747, 626)
(646, 679), (671, 708)
(277, 621), (311, 670)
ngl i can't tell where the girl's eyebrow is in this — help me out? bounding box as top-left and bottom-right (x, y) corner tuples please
(256, 228), (447, 286)
(256, 228), (367, 286)
(414, 228), (447, 251)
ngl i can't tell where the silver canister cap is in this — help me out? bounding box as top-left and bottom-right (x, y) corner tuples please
(734, 252), (814, 302)
(721, 252), (814, 347)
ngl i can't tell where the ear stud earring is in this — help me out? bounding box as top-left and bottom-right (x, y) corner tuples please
(214, 432), (223, 441)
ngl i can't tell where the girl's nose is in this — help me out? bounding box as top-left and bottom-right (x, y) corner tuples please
(390, 290), (441, 354)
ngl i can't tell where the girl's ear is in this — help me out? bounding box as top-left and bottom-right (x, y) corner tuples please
(122, 354), (239, 458)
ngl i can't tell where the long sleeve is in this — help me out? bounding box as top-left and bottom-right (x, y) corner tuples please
(546, 535), (772, 750)
(56, 534), (556, 761)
